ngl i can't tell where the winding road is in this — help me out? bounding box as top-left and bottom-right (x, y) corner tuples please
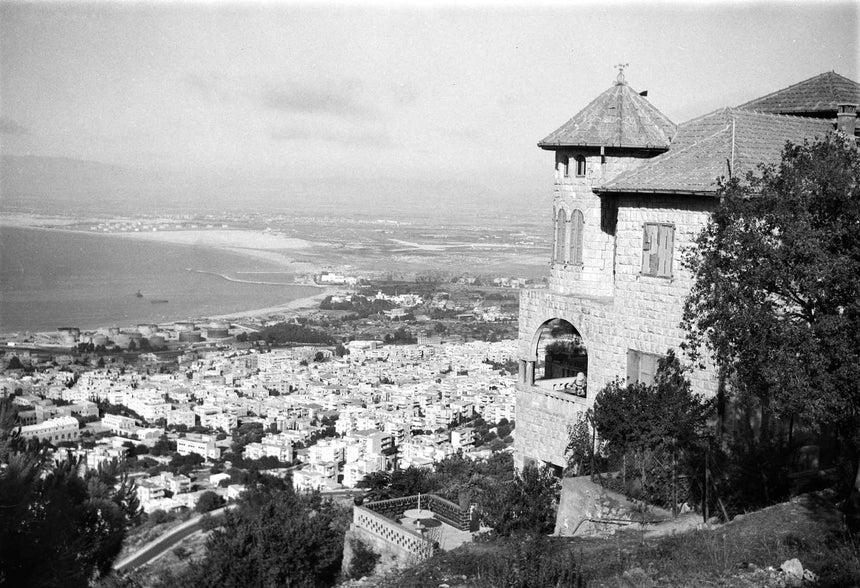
(114, 506), (230, 572)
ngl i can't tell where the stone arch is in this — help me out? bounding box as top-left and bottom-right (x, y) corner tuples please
(531, 318), (588, 385)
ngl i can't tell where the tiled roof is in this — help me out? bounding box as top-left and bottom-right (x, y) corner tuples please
(538, 81), (676, 150)
(737, 71), (860, 115)
(596, 109), (833, 195)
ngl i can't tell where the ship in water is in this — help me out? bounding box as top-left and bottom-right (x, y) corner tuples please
(150, 299), (169, 304)
(135, 290), (143, 298)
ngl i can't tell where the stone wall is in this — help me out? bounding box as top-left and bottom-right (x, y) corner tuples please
(549, 149), (653, 299)
(514, 185), (721, 470)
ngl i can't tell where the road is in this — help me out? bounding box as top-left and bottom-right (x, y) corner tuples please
(114, 506), (230, 573)
(114, 491), (361, 572)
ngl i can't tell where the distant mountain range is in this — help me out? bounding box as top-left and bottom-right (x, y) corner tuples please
(1, 154), (541, 225)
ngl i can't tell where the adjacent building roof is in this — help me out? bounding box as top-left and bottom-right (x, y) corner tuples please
(538, 79), (676, 150)
(737, 71), (860, 116)
(596, 108), (833, 195)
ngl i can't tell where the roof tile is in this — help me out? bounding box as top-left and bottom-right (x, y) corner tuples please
(597, 109), (833, 195)
(737, 71), (860, 115)
(538, 82), (676, 150)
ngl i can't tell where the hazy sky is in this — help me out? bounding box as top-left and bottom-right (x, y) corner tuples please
(1, 2), (857, 207)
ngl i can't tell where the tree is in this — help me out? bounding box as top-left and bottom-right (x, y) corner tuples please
(591, 352), (712, 509)
(196, 490), (225, 513)
(480, 464), (559, 536)
(682, 134), (860, 496)
(0, 399), (141, 586)
(161, 484), (349, 588)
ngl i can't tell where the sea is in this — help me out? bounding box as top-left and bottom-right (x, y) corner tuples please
(0, 225), (319, 333)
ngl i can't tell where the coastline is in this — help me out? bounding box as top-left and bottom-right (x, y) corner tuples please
(204, 286), (343, 323)
(0, 216), (345, 336)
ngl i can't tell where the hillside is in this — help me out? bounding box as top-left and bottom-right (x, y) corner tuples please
(369, 493), (859, 587)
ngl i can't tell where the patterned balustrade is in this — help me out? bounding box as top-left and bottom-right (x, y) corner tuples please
(362, 493), (473, 532)
(352, 505), (435, 558)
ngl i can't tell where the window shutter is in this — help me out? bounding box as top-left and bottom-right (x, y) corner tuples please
(555, 209), (567, 263)
(626, 350), (640, 383)
(639, 353), (658, 385)
(657, 225), (674, 277)
(641, 225), (657, 274)
(571, 210), (584, 265)
(564, 216), (572, 263)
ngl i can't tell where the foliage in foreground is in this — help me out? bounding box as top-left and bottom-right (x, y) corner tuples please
(479, 464), (561, 537)
(588, 351), (713, 510)
(683, 134), (860, 495)
(156, 477), (350, 588)
(0, 399), (142, 588)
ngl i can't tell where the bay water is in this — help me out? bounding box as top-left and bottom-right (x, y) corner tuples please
(0, 226), (319, 332)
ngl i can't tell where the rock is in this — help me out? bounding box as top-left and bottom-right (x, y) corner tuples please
(621, 567), (656, 588)
(733, 514), (745, 522)
(802, 569), (818, 583)
(780, 558), (804, 586)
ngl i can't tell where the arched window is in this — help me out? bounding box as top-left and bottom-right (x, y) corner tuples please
(575, 155), (586, 177)
(533, 318), (588, 391)
(554, 208), (568, 263)
(557, 154), (569, 177)
(570, 209), (584, 265)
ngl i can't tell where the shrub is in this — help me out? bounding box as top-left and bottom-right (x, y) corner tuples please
(480, 465), (559, 536)
(195, 490), (225, 513)
(347, 537), (380, 579)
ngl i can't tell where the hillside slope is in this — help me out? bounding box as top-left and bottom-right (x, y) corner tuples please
(368, 494), (859, 587)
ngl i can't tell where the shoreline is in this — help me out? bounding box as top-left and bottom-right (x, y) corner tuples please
(204, 286), (343, 323)
(1, 216), (346, 337)
(0, 286), (346, 339)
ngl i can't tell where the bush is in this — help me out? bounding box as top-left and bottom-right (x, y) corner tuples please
(147, 509), (174, 525)
(347, 537), (380, 579)
(474, 534), (585, 588)
(195, 490), (225, 513)
(480, 465), (559, 537)
(592, 351), (712, 509)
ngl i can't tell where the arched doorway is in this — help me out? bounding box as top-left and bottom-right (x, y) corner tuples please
(533, 318), (587, 394)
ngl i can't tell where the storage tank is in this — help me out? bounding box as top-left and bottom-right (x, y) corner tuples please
(90, 334), (108, 347)
(174, 322), (195, 332)
(178, 331), (204, 343)
(112, 334), (131, 348)
(137, 324), (159, 337)
(148, 335), (166, 348)
(206, 323), (230, 339)
(58, 327), (80, 345)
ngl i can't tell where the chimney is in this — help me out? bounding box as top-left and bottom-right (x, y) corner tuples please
(837, 103), (857, 136)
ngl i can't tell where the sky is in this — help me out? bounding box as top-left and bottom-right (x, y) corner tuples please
(1, 1), (858, 213)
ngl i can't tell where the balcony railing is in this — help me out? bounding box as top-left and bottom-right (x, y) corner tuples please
(534, 376), (587, 397)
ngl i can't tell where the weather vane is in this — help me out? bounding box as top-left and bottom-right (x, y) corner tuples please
(615, 63), (629, 85)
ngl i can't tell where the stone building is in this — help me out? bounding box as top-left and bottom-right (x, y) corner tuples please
(514, 70), (859, 471)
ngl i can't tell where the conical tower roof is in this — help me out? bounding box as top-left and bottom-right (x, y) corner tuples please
(538, 74), (676, 150)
